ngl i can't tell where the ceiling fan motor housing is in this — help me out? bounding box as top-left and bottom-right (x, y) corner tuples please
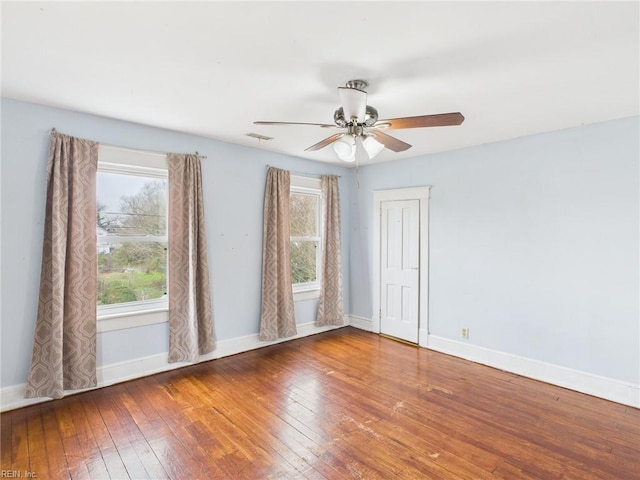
(334, 108), (348, 128)
(345, 79), (369, 91)
(364, 106), (378, 126)
(334, 105), (378, 128)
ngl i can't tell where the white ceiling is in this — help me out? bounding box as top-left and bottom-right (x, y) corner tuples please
(2, 1), (639, 166)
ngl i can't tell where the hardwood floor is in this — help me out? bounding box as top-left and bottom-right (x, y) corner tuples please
(2, 327), (639, 479)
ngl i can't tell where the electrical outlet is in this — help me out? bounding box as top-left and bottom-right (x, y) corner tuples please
(461, 327), (469, 339)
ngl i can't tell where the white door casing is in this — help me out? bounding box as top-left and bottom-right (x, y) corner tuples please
(380, 199), (420, 343)
(372, 187), (430, 346)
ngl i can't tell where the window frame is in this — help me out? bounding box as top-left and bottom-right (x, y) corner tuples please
(96, 145), (169, 332)
(290, 175), (323, 301)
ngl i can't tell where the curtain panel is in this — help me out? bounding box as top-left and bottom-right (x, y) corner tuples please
(26, 132), (98, 399)
(316, 175), (344, 326)
(259, 167), (297, 340)
(167, 154), (216, 363)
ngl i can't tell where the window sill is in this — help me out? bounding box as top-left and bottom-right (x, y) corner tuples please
(97, 308), (168, 333)
(293, 289), (320, 302)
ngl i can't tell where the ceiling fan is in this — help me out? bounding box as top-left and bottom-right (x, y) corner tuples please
(255, 79), (465, 163)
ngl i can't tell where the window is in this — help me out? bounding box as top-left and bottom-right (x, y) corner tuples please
(96, 145), (169, 326)
(290, 175), (322, 299)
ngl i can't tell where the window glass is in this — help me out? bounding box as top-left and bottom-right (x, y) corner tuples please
(97, 172), (167, 307)
(290, 193), (318, 237)
(97, 173), (166, 235)
(291, 240), (318, 284)
(289, 178), (322, 292)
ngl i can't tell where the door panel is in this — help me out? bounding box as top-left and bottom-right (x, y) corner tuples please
(380, 199), (420, 343)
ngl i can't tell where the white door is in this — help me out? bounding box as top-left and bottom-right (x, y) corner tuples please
(380, 199), (420, 343)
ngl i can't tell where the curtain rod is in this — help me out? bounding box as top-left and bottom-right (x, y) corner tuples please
(50, 128), (207, 159)
(266, 164), (341, 178)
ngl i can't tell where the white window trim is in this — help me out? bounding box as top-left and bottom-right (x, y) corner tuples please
(97, 145), (169, 330)
(290, 175), (322, 302)
(98, 161), (167, 179)
(98, 309), (168, 333)
(293, 289), (321, 302)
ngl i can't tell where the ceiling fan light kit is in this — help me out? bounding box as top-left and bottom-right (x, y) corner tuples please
(332, 133), (384, 162)
(333, 135), (356, 162)
(363, 135), (385, 158)
(255, 79), (464, 163)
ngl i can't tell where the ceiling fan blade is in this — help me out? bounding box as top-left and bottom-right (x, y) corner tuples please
(370, 130), (412, 152)
(338, 87), (367, 123)
(304, 133), (345, 152)
(377, 112), (465, 130)
(254, 121), (335, 127)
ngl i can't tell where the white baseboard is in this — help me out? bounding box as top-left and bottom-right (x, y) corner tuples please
(4, 323), (637, 411)
(0, 319), (347, 412)
(426, 334), (640, 409)
(347, 314), (373, 332)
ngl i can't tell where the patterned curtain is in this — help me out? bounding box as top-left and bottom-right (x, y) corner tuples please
(259, 167), (297, 340)
(167, 154), (216, 363)
(316, 175), (344, 326)
(26, 132), (98, 399)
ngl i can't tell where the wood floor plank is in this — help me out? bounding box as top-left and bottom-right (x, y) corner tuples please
(93, 385), (164, 479)
(276, 357), (496, 478)
(9, 408), (30, 475)
(25, 406), (50, 479)
(116, 408), (170, 480)
(50, 399), (95, 479)
(188, 372), (348, 479)
(79, 393), (130, 479)
(228, 346), (494, 479)
(123, 381), (215, 479)
(298, 329), (640, 478)
(2, 327), (638, 479)
(60, 395), (111, 480)
(0, 412), (13, 469)
(39, 403), (71, 479)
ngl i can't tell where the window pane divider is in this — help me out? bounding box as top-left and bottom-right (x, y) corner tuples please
(97, 235), (167, 243)
(290, 236), (321, 242)
(293, 282), (321, 290)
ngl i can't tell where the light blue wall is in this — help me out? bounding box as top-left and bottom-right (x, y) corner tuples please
(349, 117), (640, 384)
(2, 97), (638, 391)
(0, 98), (352, 387)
